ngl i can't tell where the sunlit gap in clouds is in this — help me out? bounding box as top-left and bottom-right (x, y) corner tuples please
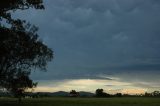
(33, 78), (147, 95)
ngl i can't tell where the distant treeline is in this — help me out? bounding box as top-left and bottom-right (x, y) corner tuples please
(0, 89), (160, 98)
(94, 89), (160, 98)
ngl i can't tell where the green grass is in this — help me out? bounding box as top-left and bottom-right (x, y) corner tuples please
(0, 97), (160, 106)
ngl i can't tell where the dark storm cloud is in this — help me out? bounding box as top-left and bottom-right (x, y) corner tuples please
(13, 0), (160, 86)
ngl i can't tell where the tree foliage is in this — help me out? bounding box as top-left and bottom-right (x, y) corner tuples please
(69, 90), (79, 97)
(0, 0), (53, 98)
(95, 89), (110, 97)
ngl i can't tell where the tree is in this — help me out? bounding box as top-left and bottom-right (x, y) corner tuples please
(0, 0), (44, 31)
(115, 93), (122, 97)
(69, 90), (79, 97)
(152, 91), (160, 97)
(0, 0), (53, 101)
(95, 89), (104, 97)
(95, 89), (110, 97)
(144, 92), (152, 97)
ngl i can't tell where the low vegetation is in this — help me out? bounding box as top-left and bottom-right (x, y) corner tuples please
(0, 97), (160, 106)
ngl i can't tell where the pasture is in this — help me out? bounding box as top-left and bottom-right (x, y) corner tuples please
(0, 97), (160, 106)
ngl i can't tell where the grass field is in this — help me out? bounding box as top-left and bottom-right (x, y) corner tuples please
(0, 97), (160, 106)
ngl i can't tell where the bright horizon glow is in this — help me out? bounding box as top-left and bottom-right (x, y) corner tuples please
(33, 79), (147, 94)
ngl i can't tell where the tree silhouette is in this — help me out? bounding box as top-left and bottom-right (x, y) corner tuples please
(144, 91), (160, 97)
(95, 89), (110, 97)
(0, 0), (53, 101)
(95, 89), (104, 97)
(152, 91), (160, 97)
(115, 93), (122, 97)
(69, 90), (79, 97)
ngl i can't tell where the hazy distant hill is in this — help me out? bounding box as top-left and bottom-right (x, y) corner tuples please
(37, 91), (94, 97)
(51, 91), (69, 97)
(0, 90), (94, 97)
(79, 91), (94, 97)
(50, 91), (94, 97)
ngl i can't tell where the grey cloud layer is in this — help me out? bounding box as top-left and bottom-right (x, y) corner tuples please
(13, 0), (160, 87)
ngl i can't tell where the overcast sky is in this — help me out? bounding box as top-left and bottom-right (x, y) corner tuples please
(14, 0), (160, 93)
